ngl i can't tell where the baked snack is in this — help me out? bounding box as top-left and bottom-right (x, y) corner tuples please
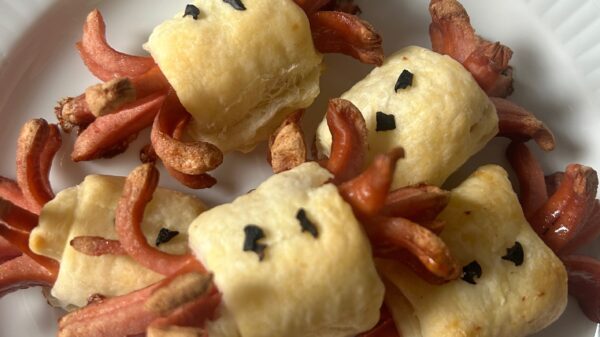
(29, 175), (206, 309)
(315, 46), (498, 189)
(144, 0), (323, 153)
(378, 165), (568, 337)
(188, 162), (384, 337)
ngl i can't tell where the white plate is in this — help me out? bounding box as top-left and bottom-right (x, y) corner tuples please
(0, 0), (599, 336)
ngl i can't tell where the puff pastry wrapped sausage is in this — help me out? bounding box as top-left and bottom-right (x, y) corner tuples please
(316, 46), (498, 189)
(379, 165), (568, 337)
(188, 162), (384, 337)
(29, 175), (206, 309)
(144, 0), (323, 153)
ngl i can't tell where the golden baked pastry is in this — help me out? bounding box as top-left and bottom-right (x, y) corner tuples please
(29, 175), (206, 309)
(188, 162), (384, 337)
(145, 0), (323, 153)
(316, 46), (498, 189)
(379, 165), (568, 337)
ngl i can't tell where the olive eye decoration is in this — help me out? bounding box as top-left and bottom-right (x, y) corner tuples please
(223, 0), (247, 11)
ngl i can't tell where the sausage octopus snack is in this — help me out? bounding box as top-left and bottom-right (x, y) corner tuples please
(0, 116), (595, 336)
(29, 175), (206, 309)
(143, 0), (322, 154)
(315, 0), (554, 189)
(187, 162), (384, 337)
(0, 119), (207, 308)
(55, 0), (383, 189)
(2, 103), (462, 336)
(49, 149), (430, 336)
(379, 165), (568, 337)
(1, 0), (599, 336)
(315, 45), (499, 189)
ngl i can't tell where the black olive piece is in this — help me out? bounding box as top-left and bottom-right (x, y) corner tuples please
(183, 4), (201, 20)
(376, 111), (396, 132)
(296, 208), (318, 238)
(156, 228), (180, 247)
(502, 241), (524, 266)
(394, 69), (413, 92)
(223, 0), (247, 10)
(461, 261), (482, 285)
(243, 225), (267, 261)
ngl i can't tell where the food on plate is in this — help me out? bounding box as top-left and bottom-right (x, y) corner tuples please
(507, 141), (600, 323)
(429, 0), (555, 151)
(55, 101), (461, 336)
(315, 46), (499, 188)
(1, 0), (599, 335)
(29, 174), (206, 309)
(54, 0), (383, 188)
(1, 119), (62, 296)
(143, 0), (321, 154)
(0, 119), (206, 308)
(428, 0), (514, 98)
(316, 0), (555, 189)
(187, 161), (384, 337)
(267, 110), (307, 174)
(379, 165), (568, 337)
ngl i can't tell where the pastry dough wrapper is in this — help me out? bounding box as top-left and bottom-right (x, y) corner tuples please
(379, 165), (568, 337)
(145, 0), (323, 153)
(29, 175), (206, 309)
(188, 162), (384, 337)
(315, 46), (498, 189)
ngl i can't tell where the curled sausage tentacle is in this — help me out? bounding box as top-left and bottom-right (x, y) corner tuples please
(155, 109), (218, 190)
(164, 166), (217, 190)
(338, 148), (405, 217)
(382, 184), (450, 222)
(145, 273), (213, 316)
(429, 0), (513, 97)
(115, 163), (205, 276)
(506, 142), (548, 219)
(493, 98), (556, 151)
(367, 216), (460, 281)
(59, 269), (217, 336)
(58, 282), (163, 337)
(529, 164), (598, 253)
(77, 9), (155, 81)
(16, 119), (61, 214)
(0, 223), (58, 277)
(151, 91), (223, 177)
(72, 92), (166, 161)
(268, 110), (307, 174)
(0, 254), (56, 298)
(462, 42), (513, 98)
(376, 247), (449, 285)
(310, 11), (384, 66)
(506, 142), (600, 255)
(147, 291), (220, 335)
(323, 98), (369, 184)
